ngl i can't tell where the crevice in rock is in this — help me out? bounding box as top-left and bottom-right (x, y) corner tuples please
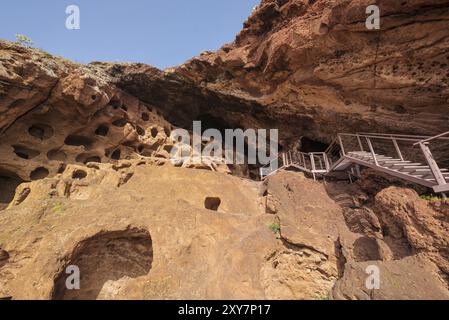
(1, 79), (59, 135)
(0, 249), (10, 269)
(334, 238), (347, 279)
(280, 237), (328, 259)
(117, 172), (134, 187)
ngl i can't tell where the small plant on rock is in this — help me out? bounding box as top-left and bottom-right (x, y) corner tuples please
(15, 34), (33, 47)
(269, 222), (281, 235)
(420, 195), (446, 202)
(41, 51), (54, 59)
(53, 201), (65, 214)
(314, 292), (330, 300)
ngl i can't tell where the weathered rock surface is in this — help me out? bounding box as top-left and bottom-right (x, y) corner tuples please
(0, 165), (348, 300)
(102, 0), (449, 148)
(375, 187), (449, 276)
(332, 254), (449, 300)
(328, 182), (449, 300)
(2, 0), (449, 300)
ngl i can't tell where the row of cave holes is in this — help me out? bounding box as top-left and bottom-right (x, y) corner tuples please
(95, 122), (160, 139)
(14, 124), (164, 161)
(110, 97), (164, 118)
(378, 57), (449, 82)
(24, 109), (159, 148)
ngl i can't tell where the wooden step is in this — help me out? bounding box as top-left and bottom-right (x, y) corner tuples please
(390, 163), (422, 167)
(399, 166), (430, 172)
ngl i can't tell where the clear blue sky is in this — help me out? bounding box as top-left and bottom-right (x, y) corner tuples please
(0, 0), (259, 69)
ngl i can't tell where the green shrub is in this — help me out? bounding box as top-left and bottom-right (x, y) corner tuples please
(41, 51), (54, 59)
(268, 222), (281, 234)
(53, 202), (65, 214)
(420, 195), (446, 202)
(314, 293), (330, 300)
(15, 34), (33, 47)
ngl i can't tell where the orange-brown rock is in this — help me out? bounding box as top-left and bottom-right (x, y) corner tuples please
(103, 0), (449, 148)
(0, 165), (350, 300)
(2, 0), (449, 301)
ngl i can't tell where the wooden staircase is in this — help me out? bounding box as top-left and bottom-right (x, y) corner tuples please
(260, 131), (449, 195)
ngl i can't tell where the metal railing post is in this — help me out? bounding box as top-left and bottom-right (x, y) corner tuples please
(366, 137), (379, 166)
(338, 134), (346, 156)
(357, 135), (364, 152)
(418, 142), (447, 186)
(323, 153), (331, 172)
(282, 153), (287, 167)
(392, 138), (404, 161)
(310, 154), (316, 172)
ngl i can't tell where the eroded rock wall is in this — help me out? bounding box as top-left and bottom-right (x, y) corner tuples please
(104, 0), (449, 148)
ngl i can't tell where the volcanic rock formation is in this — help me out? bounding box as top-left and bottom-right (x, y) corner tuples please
(1, 0), (449, 300)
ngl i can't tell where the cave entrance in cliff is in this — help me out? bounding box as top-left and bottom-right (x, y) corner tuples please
(0, 169), (24, 210)
(51, 228), (153, 300)
(299, 137), (329, 153)
(196, 114), (235, 135)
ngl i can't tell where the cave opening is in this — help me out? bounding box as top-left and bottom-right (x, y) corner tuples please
(112, 119), (128, 128)
(196, 114), (236, 135)
(141, 113), (150, 122)
(136, 126), (145, 136)
(72, 169), (87, 180)
(76, 154), (102, 164)
(28, 124), (54, 140)
(150, 127), (159, 138)
(30, 167), (49, 181)
(111, 149), (121, 160)
(204, 197), (221, 211)
(0, 169), (24, 210)
(47, 149), (68, 162)
(95, 125), (109, 137)
(12, 145), (40, 160)
(300, 137), (329, 153)
(51, 228), (153, 300)
(65, 135), (95, 149)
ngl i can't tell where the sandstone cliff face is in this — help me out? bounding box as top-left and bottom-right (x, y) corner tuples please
(1, 0), (449, 300)
(103, 0), (449, 147)
(0, 165), (349, 300)
(0, 41), (190, 210)
(1, 164), (448, 300)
